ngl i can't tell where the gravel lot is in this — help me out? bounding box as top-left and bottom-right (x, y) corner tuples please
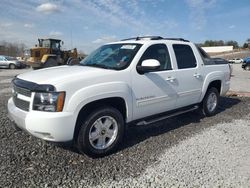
(0, 68), (250, 187)
(229, 64), (250, 93)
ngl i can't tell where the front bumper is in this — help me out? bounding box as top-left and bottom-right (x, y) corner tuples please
(8, 98), (76, 142)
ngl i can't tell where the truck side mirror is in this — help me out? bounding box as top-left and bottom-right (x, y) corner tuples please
(136, 59), (160, 74)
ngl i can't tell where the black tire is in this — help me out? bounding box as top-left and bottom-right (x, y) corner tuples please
(9, 64), (16, 69)
(201, 87), (219, 117)
(76, 106), (124, 157)
(43, 58), (58, 68)
(67, 58), (80, 65)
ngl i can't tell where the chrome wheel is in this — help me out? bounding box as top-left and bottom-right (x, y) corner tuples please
(207, 92), (217, 112)
(89, 116), (118, 150)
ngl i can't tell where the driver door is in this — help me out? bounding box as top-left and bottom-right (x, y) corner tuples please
(131, 44), (177, 120)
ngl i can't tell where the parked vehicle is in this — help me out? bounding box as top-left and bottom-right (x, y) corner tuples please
(8, 36), (231, 157)
(228, 58), (243, 64)
(242, 57), (250, 70)
(0, 55), (26, 69)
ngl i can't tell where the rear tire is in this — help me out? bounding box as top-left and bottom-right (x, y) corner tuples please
(43, 58), (58, 68)
(9, 64), (16, 69)
(76, 106), (124, 157)
(201, 87), (219, 117)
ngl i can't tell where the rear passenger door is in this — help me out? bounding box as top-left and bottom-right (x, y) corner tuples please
(172, 44), (204, 108)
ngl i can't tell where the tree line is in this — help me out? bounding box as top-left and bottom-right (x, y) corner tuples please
(0, 41), (27, 57)
(197, 38), (250, 49)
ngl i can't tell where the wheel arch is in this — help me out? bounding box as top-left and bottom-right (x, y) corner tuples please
(201, 79), (221, 101)
(73, 97), (127, 141)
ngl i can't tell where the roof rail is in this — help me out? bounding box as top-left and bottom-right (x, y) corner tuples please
(164, 38), (190, 42)
(121, 36), (190, 42)
(121, 36), (163, 41)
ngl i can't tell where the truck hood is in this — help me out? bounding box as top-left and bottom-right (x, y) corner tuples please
(17, 65), (114, 85)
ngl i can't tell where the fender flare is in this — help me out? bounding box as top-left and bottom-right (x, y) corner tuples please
(200, 71), (224, 101)
(66, 82), (133, 123)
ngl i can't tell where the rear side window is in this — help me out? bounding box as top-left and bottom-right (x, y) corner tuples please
(173, 44), (197, 69)
(197, 46), (210, 59)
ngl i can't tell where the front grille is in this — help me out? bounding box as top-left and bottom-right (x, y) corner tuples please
(13, 85), (31, 97)
(12, 84), (31, 112)
(13, 96), (30, 111)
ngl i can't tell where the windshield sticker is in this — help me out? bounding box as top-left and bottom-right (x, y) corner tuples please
(121, 45), (136, 50)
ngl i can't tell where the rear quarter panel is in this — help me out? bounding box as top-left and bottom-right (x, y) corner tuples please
(200, 64), (230, 101)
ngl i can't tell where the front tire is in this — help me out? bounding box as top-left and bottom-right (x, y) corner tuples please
(9, 64), (16, 69)
(76, 106), (124, 157)
(201, 87), (219, 117)
(43, 58), (58, 68)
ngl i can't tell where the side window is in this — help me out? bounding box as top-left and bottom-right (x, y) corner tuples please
(173, 44), (197, 69)
(139, 44), (172, 71)
(0, 56), (5, 61)
(197, 46), (210, 59)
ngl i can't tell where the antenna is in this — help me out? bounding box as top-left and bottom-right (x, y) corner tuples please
(70, 28), (73, 49)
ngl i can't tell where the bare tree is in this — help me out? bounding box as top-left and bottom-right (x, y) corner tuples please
(0, 41), (27, 57)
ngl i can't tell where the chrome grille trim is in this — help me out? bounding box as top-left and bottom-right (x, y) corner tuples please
(13, 84), (31, 97)
(12, 83), (31, 112)
(13, 96), (30, 112)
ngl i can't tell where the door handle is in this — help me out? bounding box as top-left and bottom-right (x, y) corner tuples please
(193, 73), (201, 78)
(166, 76), (175, 82)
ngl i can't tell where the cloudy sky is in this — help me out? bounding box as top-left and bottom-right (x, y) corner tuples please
(0, 0), (249, 53)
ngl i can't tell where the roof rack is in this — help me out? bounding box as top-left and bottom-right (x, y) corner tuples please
(121, 36), (189, 42)
(164, 38), (189, 42)
(121, 36), (163, 41)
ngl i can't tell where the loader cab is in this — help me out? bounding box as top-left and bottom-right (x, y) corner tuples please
(38, 38), (62, 55)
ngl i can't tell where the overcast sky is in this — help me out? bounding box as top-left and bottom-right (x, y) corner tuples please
(0, 0), (249, 53)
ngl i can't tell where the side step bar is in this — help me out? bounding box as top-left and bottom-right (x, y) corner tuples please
(136, 105), (199, 126)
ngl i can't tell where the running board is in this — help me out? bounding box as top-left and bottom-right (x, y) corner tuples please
(136, 105), (199, 126)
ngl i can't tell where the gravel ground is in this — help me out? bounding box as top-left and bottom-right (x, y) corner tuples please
(210, 50), (250, 93)
(229, 64), (250, 93)
(0, 68), (250, 187)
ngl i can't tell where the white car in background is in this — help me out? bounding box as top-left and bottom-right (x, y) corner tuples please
(0, 55), (26, 69)
(228, 58), (243, 64)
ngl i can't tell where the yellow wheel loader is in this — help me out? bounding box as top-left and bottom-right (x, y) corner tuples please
(27, 38), (78, 69)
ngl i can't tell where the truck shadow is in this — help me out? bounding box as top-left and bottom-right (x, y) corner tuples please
(55, 96), (243, 186)
(120, 96), (241, 151)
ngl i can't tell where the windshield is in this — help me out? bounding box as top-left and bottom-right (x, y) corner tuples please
(6, 56), (17, 61)
(40, 40), (50, 48)
(80, 43), (142, 70)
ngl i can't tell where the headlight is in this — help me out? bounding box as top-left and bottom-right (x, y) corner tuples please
(33, 92), (65, 112)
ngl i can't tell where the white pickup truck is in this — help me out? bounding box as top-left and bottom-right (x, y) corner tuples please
(8, 36), (231, 157)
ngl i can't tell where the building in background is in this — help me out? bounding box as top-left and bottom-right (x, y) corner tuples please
(202, 46), (233, 54)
